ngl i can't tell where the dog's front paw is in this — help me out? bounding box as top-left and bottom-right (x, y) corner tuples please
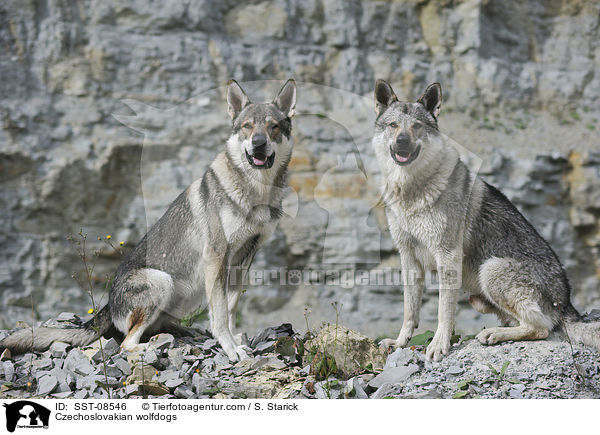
(380, 328), (413, 351)
(379, 338), (399, 351)
(476, 328), (501, 345)
(426, 333), (451, 362)
(396, 328), (414, 348)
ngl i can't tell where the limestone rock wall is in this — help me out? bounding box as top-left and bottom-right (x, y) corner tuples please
(1, 0), (599, 337)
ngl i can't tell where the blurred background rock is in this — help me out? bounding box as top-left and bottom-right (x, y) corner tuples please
(0, 0), (598, 338)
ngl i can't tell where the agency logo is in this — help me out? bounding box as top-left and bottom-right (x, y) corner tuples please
(2, 401), (50, 432)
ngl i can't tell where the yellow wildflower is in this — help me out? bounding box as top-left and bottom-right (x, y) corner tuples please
(106, 235), (112, 240)
(88, 308), (94, 314)
(119, 241), (124, 246)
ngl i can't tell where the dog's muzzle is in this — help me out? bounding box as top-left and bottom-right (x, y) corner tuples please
(246, 134), (275, 169)
(390, 134), (420, 166)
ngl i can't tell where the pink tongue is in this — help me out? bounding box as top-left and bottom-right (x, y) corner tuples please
(395, 153), (409, 162)
(253, 157), (266, 166)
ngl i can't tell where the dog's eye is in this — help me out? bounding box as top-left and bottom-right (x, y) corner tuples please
(271, 124), (279, 130)
(242, 122), (253, 130)
(413, 123), (424, 133)
(388, 122), (398, 129)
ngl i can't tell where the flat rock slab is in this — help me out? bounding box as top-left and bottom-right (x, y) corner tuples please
(37, 374), (58, 396)
(368, 364), (420, 389)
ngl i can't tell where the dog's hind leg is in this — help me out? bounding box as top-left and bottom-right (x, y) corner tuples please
(117, 268), (173, 351)
(121, 307), (161, 351)
(469, 295), (517, 327)
(475, 257), (554, 345)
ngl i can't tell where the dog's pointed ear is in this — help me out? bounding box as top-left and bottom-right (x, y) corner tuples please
(374, 79), (398, 116)
(227, 79), (251, 120)
(418, 82), (442, 119)
(274, 79), (296, 118)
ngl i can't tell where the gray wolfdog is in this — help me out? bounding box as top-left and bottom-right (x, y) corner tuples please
(1, 79), (297, 362)
(373, 79), (600, 361)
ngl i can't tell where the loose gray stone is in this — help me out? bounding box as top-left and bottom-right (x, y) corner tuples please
(64, 348), (94, 376)
(2, 361), (15, 382)
(33, 358), (53, 370)
(213, 352), (229, 366)
(94, 365), (122, 378)
(158, 370), (180, 383)
(112, 357), (132, 376)
(76, 375), (105, 390)
(73, 361), (94, 376)
(254, 341), (276, 354)
(73, 390), (89, 399)
(125, 384), (140, 396)
(192, 373), (215, 394)
(34, 370), (51, 381)
(49, 367), (69, 385)
(54, 381), (71, 393)
(202, 339), (218, 351)
(142, 350), (158, 366)
(167, 348), (185, 370)
(368, 364), (420, 389)
(56, 312), (78, 322)
(345, 377), (368, 399)
(447, 365), (465, 376)
(50, 342), (70, 358)
(148, 334), (175, 351)
(37, 375), (58, 396)
(384, 348), (416, 369)
(252, 357), (286, 371)
(313, 379), (342, 399)
(370, 383), (403, 399)
(165, 378), (184, 389)
(174, 385), (195, 399)
(509, 388), (524, 399)
(90, 338), (121, 362)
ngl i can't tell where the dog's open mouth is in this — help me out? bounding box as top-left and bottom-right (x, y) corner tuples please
(390, 145), (420, 166)
(245, 151), (275, 169)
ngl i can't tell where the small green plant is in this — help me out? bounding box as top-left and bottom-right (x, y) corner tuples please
(453, 390), (469, 399)
(482, 360), (520, 388)
(453, 378), (479, 399)
(180, 308), (208, 327)
(408, 330), (435, 346)
(487, 360), (510, 380)
(570, 111), (581, 121)
(457, 378), (474, 390)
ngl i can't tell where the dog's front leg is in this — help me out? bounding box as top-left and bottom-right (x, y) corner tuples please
(397, 251), (424, 347)
(205, 258), (250, 362)
(382, 250), (424, 349)
(427, 251), (462, 362)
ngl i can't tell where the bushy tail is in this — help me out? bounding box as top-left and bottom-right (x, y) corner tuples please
(564, 320), (600, 352)
(0, 305), (112, 355)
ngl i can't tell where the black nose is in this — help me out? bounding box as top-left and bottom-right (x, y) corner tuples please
(252, 133), (267, 147)
(395, 134), (410, 148)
